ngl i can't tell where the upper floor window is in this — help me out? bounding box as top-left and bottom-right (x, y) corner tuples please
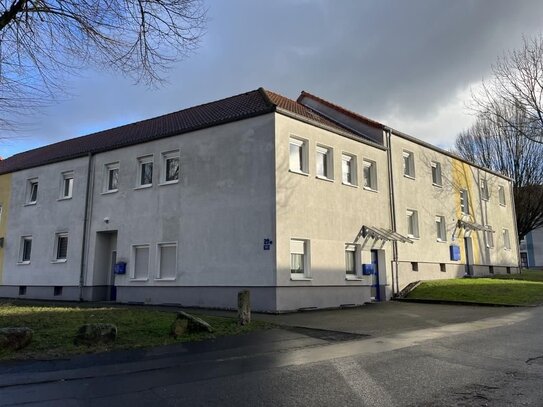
(431, 161), (442, 186)
(26, 178), (38, 204)
(480, 179), (489, 201)
(498, 185), (506, 206)
(435, 215), (446, 242)
(289, 137), (307, 174)
(363, 159), (377, 190)
(104, 163), (119, 193)
(316, 145), (333, 179)
(406, 209), (419, 238)
(503, 229), (511, 250)
(19, 236), (32, 263)
(54, 233), (68, 261)
(460, 189), (470, 215)
(403, 151), (415, 178)
(137, 155), (154, 187)
(60, 171), (74, 199)
(342, 154), (357, 185)
(162, 151), (180, 183)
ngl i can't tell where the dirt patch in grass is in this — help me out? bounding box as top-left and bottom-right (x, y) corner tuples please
(0, 302), (272, 360)
(406, 278), (543, 306)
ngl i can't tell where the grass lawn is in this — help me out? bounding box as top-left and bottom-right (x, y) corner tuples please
(406, 274), (543, 306)
(490, 269), (543, 282)
(0, 302), (272, 360)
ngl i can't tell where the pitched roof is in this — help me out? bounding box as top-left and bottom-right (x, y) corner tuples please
(0, 88), (373, 175)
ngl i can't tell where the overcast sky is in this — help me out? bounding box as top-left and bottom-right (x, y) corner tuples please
(2, 0), (543, 158)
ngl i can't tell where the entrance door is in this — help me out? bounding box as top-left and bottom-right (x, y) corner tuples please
(370, 250), (380, 301)
(93, 231), (118, 301)
(464, 236), (474, 276)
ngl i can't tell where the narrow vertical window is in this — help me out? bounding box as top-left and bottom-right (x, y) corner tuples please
(132, 245), (150, 280)
(403, 151), (415, 178)
(342, 154), (356, 185)
(158, 243), (177, 279)
(161, 151), (180, 183)
(503, 229), (511, 250)
(435, 216), (446, 242)
(498, 185), (506, 206)
(480, 179), (489, 200)
(104, 163), (119, 192)
(60, 172), (74, 199)
(431, 161), (442, 186)
(316, 146), (332, 179)
(363, 160), (377, 190)
(345, 245), (357, 275)
(19, 236), (32, 263)
(407, 210), (419, 238)
(137, 156), (154, 187)
(26, 179), (38, 204)
(486, 229), (494, 248)
(460, 189), (470, 215)
(289, 138), (306, 173)
(55, 233), (68, 261)
(290, 239), (307, 276)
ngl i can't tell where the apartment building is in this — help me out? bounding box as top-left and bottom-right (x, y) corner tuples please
(520, 228), (543, 268)
(0, 88), (520, 311)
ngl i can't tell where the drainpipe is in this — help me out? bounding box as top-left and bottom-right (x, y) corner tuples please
(385, 128), (399, 295)
(509, 180), (522, 273)
(79, 153), (94, 301)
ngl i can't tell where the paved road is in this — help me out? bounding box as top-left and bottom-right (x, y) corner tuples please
(1, 303), (542, 406)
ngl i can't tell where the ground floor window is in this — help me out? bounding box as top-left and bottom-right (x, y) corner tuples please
(290, 239), (307, 276)
(157, 243), (177, 280)
(345, 245), (357, 275)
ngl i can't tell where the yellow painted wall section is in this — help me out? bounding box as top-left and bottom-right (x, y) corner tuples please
(451, 159), (480, 264)
(0, 173), (11, 283)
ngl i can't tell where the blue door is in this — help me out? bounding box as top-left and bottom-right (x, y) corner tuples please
(371, 250), (380, 301)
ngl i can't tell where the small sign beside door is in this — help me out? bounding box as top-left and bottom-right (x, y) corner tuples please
(263, 238), (273, 250)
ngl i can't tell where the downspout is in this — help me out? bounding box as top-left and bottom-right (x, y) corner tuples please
(508, 180), (522, 273)
(385, 127), (399, 295)
(79, 152), (94, 300)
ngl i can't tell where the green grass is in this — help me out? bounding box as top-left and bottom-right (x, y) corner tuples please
(406, 276), (543, 306)
(0, 302), (272, 360)
(490, 269), (543, 282)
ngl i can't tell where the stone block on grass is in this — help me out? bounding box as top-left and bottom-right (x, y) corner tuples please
(0, 327), (33, 351)
(170, 311), (213, 338)
(74, 323), (117, 346)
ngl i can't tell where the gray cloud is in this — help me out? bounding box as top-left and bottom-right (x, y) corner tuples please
(2, 0), (543, 157)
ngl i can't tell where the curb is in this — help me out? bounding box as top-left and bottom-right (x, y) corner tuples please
(394, 298), (535, 307)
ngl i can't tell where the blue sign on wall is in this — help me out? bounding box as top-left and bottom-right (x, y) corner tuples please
(362, 264), (375, 275)
(449, 245), (461, 261)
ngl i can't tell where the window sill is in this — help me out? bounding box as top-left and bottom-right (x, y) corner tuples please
(342, 182), (358, 188)
(499, 204), (506, 207)
(363, 186), (378, 193)
(159, 180), (179, 186)
(289, 169), (309, 177)
(436, 239), (447, 243)
(130, 278), (149, 282)
(134, 184), (153, 190)
(316, 175), (334, 182)
(154, 277), (176, 281)
(24, 202), (37, 207)
(432, 183), (443, 188)
(101, 190), (118, 195)
(407, 235), (420, 240)
(51, 259), (67, 264)
(57, 196), (73, 201)
(403, 174), (416, 180)
(290, 275), (312, 281)
(345, 275), (363, 281)
(17, 261), (30, 265)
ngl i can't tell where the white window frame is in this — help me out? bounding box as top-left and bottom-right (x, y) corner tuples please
(431, 161), (442, 186)
(341, 153), (357, 186)
(460, 189), (470, 215)
(403, 151), (415, 178)
(59, 171), (74, 200)
(26, 178), (39, 204)
(407, 209), (419, 239)
(53, 232), (69, 263)
(345, 244), (361, 280)
(0, 204), (3, 225)
(131, 244), (151, 280)
(290, 239), (311, 280)
(486, 228), (494, 249)
(363, 159), (377, 191)
(503, 229), (511, 250)
(136, 155), (154, 188)
(315, 145), (333, 180)
(18, 236), (32, 264)
(435, 215), (446, 242)
(103, 162), (120, 193)
(156, 242), (178, 280)
(289, 137), (308, 174)
(161, 150), (180, 184)
(480, 179), (489, 201)
(498, 185), (506, 206)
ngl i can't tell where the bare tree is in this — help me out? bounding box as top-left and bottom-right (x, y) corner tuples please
(0, 0), (206, 128)
(456, 102), (543, 239)
(471, 34), (543, 144)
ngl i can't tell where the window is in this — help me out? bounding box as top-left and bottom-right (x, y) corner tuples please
(53, 286), (63, 296)
(316, 146), (333, 179)
(403, 151), (415, 178)
(431, 161), (442, 186)
(342, 154), (357, 185)
(489, 265), (494, 274)
(460, 189), (470, 215)
(60, 172), (74, 199)
(480, 179), (489, 201)
(157, 243), (177, 279)
(407, 210), (419, 238)
(19, 236), (32, 263)
(440, 263), (446, 272)
(26, 179), (38, 204)
(411, 262), (419, 272)
(486, 229), (494, 249)
(289, 138), (307, 173)
(363, 160), (377, 190)
(503, 229), (511, 250)
(55, 233), (68, 261)
(435, 216), (446, 242)
(345, 245), (357, 275)
(104, 163), (119, 192)
(498, 185), (506, 206)
(162, 151), (180, 183)
(0, 204), (2, 224)
(18, 286), (26, 296)
(137, 156), (153, 187)
(132, 245), (150, 280)
(290, 239), (308, 277)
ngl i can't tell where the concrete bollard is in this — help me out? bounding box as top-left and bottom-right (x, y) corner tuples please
(237, 290), (251, 325)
